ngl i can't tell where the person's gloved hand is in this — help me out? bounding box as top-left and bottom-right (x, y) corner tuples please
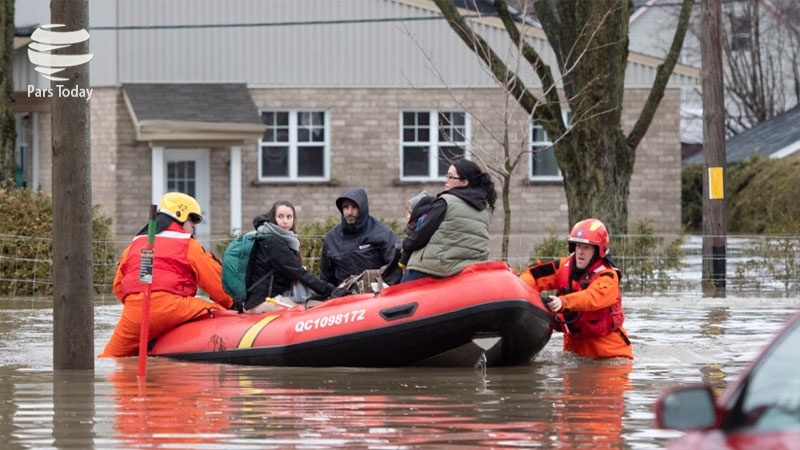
(329, 286), (353, 299)
(544, 295), (563, 313)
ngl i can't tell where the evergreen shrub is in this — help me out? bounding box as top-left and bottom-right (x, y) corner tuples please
(0, 188), (117, 296)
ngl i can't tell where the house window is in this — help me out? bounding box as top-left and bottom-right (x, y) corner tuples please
(167, 160), (196, 196)
(401, 111), (468, 180)
(529, 120), (562, 181)
(14, 113), (31, 188)
(259, 110), (328, 181)
(730, 14), (752, 52)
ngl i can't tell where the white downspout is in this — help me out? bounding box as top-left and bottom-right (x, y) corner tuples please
(230, 146), (242, 235)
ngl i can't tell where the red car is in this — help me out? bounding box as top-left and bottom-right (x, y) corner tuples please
(654, 310), (800, 449)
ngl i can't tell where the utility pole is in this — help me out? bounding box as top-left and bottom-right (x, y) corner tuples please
(1, 0), (16, 187)
(700, 0), (726, 297)
(52, 0), (94, 369)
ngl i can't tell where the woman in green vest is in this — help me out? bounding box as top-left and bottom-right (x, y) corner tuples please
(400, 159), (497, 283)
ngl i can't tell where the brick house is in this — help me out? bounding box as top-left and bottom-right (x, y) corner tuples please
(12, 0), (698, 260)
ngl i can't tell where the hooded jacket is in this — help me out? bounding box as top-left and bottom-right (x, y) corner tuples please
(404, 186), (491, 277)
(320, 188), (399, 285)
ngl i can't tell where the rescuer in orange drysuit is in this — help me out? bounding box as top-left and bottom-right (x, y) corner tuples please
(519, 218), (633, 359)
(100, 192), (233, 357)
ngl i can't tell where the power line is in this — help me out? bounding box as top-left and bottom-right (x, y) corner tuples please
(88, 15), (455, 31)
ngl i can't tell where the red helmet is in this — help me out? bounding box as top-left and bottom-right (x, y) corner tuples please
(568, 218), (609, 257)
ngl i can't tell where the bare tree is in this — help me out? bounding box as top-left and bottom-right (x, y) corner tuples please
(441, 92), (532, 260)
(432, 0), (695, 234)
(721, 0), (800, 133)
(401, 3), (571, 259)
(0, 0), (15, 188)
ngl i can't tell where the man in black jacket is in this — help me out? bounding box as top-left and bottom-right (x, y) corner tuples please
(320, 188), (399, 286)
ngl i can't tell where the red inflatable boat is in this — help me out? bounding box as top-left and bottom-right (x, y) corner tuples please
(148, 261), (555, 367)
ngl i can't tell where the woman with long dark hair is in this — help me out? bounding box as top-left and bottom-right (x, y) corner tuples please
(244, 200), (341, 313)
(400, 158), (497, 283)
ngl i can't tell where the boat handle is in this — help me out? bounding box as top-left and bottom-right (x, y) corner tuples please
(380, 302), (418, 321)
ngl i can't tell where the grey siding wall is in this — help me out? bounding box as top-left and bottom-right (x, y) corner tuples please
(10, 0), (697, 90)
(93, 0), (501, 87)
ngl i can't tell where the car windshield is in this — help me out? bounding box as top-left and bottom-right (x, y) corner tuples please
(727, 317), (800, 431)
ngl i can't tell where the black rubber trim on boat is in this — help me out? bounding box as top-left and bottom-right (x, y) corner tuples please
(379, 302), (418, 321)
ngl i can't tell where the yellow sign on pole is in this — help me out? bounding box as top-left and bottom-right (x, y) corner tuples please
(709, 167), (724, 199)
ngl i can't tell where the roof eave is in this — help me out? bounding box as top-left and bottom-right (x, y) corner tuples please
(770, 141), (800, 159)
(135, 120), (264, 143)
(13, 36), (32, 51)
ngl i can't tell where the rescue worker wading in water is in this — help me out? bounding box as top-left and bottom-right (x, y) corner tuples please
(100, 192), (234, 357)
(519, 218), (633, 359)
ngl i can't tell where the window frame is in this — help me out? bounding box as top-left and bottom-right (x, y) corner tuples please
(14, 113), (30, 188)
(730, 14), (752, 53)
(399, 110), (470, 182)
(257, 109), (330, 182)
(529, 111), (571, 182)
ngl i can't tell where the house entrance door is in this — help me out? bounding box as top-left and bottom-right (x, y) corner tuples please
(163, 149), (210, 236)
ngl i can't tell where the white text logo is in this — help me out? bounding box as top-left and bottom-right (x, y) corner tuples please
(27, 24), (93, 81)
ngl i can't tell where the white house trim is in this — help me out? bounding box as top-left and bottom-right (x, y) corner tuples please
(770, 141), (800, 159)
(151, 146), (165, 206)
(230, 146), (242, 235)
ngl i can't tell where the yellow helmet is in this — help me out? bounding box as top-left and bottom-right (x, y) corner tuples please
(158, 192), (203, 224)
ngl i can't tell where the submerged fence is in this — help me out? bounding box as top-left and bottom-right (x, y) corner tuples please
(0, 234), (797, 302)
(495, 234), (799, 298)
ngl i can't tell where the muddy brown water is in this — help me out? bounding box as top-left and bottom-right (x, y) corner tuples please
(0, 296), (797, 449)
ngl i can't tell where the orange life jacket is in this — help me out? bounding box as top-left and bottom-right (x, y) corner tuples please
(118, 230), (198, 299)
(555, 257), (624, 338)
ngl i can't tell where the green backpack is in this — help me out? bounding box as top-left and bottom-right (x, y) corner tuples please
(222, 231), (272, 310)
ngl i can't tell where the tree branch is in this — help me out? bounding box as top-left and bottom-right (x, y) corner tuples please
(494, 0), (563, 133)
(431, 0), (549, 124)
(627, 0), (695, 149)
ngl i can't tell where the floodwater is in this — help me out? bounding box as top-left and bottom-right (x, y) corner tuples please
(0, 296), (798, 449)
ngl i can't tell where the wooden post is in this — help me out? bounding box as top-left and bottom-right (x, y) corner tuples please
(51, 0), (94, 369)
(0, 0), (16, 187)
(700, 0), (727, 297)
